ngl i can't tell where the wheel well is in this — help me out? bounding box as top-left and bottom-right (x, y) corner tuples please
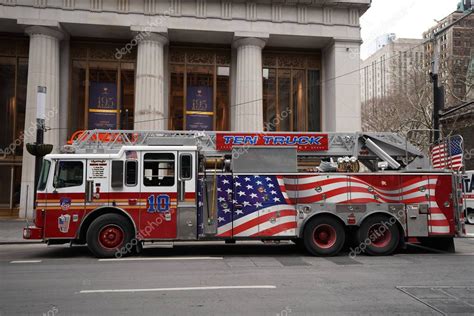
(359, 212), (405, 241)
(300, 213), (346, 238)
(77, 208), (136, 244)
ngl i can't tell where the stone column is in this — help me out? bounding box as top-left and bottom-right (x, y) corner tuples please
(59, 38), (70, 146)
(232, 37), (266, 131)
(134, 33), (168, 130)
(322, 40), (361, 132)
(19, 26), (64, 218)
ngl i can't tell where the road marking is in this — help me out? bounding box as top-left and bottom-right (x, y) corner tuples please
(79, 285), (276, 294)
(98, 256), (223, 262)
(10, 260), (42, 264)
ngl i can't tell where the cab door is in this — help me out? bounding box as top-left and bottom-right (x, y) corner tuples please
(176, 151), (197, 240)
(85, 159), (110, 212)
(44, 159), (86, 239)
(139, 151), (177, 239)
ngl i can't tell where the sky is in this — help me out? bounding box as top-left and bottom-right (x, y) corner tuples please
(360, 0), (461, 59)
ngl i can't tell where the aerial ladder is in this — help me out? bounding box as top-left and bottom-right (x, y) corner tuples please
(65, 129), (431, 172)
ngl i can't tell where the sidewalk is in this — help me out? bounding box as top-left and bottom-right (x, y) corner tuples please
(0, 219), (40, 244)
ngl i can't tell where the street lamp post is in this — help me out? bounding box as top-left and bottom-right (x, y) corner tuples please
(430, 36), (442, 143)
(26, 86), (53, 207)
(35, 86), (46, 194)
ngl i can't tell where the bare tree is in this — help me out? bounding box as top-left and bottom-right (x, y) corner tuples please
(362, 52), (473, 153)
(362, 61), (433, 152)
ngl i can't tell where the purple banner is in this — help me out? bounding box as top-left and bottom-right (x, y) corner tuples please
(88, 82), (118, 129)
(88, 112), (117, 129)
(185, 114), (213, 131)
(186, 86), (213, 131)
(186, 86), (213, 112)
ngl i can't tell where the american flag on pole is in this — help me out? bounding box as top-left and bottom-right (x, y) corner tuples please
(430, 135), (464, 170)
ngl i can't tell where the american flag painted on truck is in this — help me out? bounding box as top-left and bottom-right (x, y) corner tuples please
(197, 175), (297, 238)
(198, 173), (454, 238)
(284, 174), (453, 235)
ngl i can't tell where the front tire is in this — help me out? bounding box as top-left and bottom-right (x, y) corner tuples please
(303, 216), (346, 256)
(357, 214), (400, 256)
(86, 214), (134, 258)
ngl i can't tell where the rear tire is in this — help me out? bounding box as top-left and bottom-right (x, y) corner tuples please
(86, 214), (134, 258)
(303, 216), (345, 256)
(357, 214), (400, 256)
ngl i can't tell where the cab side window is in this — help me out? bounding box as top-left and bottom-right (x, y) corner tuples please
(143, 153), (175, 187)
(125, 160), (138, 186)
(54, 161), (84, 188)
(179, 154), (192, 180)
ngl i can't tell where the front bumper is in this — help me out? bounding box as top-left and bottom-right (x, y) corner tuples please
(23, 226), (43, 240)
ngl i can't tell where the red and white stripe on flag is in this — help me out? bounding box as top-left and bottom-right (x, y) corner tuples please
(430, 137), (463, 170)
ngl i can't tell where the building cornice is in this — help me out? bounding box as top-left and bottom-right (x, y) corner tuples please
(1, 0), (369, 28)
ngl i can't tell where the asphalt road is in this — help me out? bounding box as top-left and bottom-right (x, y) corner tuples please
(1, 236), (474, 316)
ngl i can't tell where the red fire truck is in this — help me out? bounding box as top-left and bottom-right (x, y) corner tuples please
(23, 130), (466, 258)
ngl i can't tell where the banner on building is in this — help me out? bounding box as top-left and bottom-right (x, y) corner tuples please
(88, 82), (118, 129)
(185, 86), (213, 131)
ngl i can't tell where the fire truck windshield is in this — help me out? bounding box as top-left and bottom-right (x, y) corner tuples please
(37, 159), (51, 191)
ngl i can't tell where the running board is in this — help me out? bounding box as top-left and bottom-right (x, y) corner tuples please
(142, 241), (174, 248)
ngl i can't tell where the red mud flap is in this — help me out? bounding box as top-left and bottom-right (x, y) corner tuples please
(23, 226), (43, 240)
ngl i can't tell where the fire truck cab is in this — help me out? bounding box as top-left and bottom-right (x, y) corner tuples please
(24, 130), (466, 258)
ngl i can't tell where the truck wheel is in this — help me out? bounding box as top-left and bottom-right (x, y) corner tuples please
(466, 209), (474, 225)
(357, 215), (400, 256)
(86, 214), (134, 258)
(303, 216), (345, 256)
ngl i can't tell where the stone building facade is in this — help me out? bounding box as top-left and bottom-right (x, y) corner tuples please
(0, 0), (370, 217)
(360, 37), (424, 104)
(423, 9), (474, 170)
